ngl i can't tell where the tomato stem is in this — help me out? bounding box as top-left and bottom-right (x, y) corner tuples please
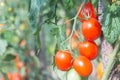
(102, 38), (120, 80)
(61, 0), (86, 45)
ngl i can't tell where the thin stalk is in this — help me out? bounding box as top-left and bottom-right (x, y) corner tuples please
(61, 0), (86, 45)
(102, 40), (120, 80)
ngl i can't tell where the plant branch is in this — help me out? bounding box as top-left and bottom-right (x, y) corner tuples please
(102, 39), (120, 80)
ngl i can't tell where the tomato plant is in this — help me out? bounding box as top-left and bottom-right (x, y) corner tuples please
(78, 41), (98, 60)
(78, 2), (97, 22)
(73, 56), (93, 77)
(55, 50), (73, 71)
(82, 18), (101, 41)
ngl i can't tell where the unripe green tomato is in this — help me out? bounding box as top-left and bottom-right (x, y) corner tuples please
(67, 68), (82, 80)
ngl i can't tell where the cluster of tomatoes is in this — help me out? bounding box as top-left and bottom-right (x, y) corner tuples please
(55, 2), (101, 77)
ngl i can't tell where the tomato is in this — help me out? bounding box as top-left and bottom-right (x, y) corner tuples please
(67, 68), (82, 80)
(3, 73), (22, 80)
(11, 73), (22, 80)
(78, 2), (97, 22)
(78, 41), (98, 60)
(16, 61), (24, 70)
(73, 56), (92, 77)
(55, 50), (73, 71)
(82, 18), (101, 41)
(71, 38), (78, 50)
(97, 62), (103, 80)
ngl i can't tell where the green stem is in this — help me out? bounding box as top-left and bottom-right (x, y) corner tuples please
(102, 40), (120, 80)
(61, 0), (86, 45)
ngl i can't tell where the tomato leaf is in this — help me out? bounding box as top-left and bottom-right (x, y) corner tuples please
(102, 4), (120, 44)
(0, 39), (8, 55)
(63, 0), (74, 9)
(3, 54), (16, 61)
(57, 25), (67, 50)
(29, 0), (44, 34)
(0, 61), (15, 73)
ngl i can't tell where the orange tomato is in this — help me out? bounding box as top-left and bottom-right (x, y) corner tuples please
(16, 61), (24, 70)
(97, 62), (103, 80)
(20, 39), (26, 47)
(73, 56), (93, 76)
(55, 50), (73, 71)
(71, 38), (78, 50)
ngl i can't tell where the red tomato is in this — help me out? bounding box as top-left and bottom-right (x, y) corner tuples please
(78, 2), (97, 22)
(55, 50), (73, 71)
(11, 73), (22, 80)
(78, 41), (98, 60)
(82, 18), (101, 41)
(73, 56), (92, 77)
(6, 73), (22, 80)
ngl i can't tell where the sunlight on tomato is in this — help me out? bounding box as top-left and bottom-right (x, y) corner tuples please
(55, 50), (73, 71)
(82, 18), (101, 41)
(73, 56), (93, 77)
(78, 41), (98, 60)
(67, 68), (82, 80)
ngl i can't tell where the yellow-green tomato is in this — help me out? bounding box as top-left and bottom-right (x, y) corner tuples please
(67, 68), (82, 80)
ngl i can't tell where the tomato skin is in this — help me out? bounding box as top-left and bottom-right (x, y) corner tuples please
(78, 41), (98, 60)
(73, 56), (92, 77)
(78, 2), (97, 22)
(11, 73), (22, 80)
(6, 73), (22, 80)
(82, 18), (101, 41)
(55, 50), (73, 71)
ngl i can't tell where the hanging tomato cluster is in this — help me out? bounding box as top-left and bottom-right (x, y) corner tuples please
(54, 2), (101, 77)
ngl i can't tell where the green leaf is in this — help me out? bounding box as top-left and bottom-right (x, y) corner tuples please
(3, 54), (16, 61)
(0, 61), (15, 73)
(0, 39), (8, 55)
(4, 30), (14, 43)
(0, 71), (9, 80)
(50, 27), (59, 36)
(63, 0), (74, 9)
(29, 0), (44, 34)
(57, 25), (67, 50)
(102, 4), (120, 44)
(102, 17), (120, 44)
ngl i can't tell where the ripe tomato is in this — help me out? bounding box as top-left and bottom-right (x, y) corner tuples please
(82, 18), (101, 41)
(73, 56), (92, 77)
(5, 73), (22, 80)
(16, 61), (24, 70)
(78, 2), (97, 22)
(78, 41), (98, 60)
(97, 61), (103, 80)
(55, 50), (73, 71)
(11, 73), (22, 80)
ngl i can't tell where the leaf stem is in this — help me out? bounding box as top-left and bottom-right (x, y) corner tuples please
(102, 40), (120, 80)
